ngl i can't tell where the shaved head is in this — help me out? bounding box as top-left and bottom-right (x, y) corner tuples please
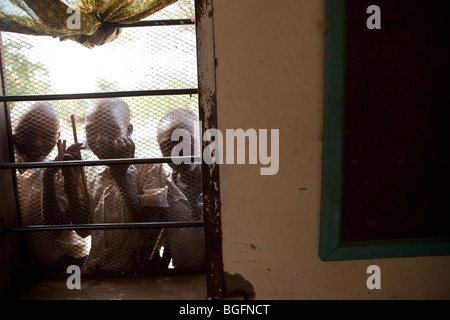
(11, 101), (60, 162)
(157, 108), (199, 173)
(157, 108), (198, 146)
(86, 98), (131, 129)
(85, 98), (133, 159)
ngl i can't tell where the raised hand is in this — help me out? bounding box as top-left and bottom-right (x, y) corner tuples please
(109, 136), (135, 179)
(61, 142), (84, 188)
(56, 139), (67, 161)
(113, 136), (135, 159)
(43, 139), (66, 181)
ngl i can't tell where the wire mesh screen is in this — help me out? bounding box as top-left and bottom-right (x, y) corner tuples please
(1, 17), (198, 95)
(2, 0), (205, 278)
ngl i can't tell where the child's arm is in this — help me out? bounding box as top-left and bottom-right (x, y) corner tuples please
(108, 136), (145, 222)
(42, 141), (90, 238)
(61, 143), (91, 237)
(42, 139), (70, 227)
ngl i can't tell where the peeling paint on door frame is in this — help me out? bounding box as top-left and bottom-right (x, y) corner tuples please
(195, 0), (223, 300)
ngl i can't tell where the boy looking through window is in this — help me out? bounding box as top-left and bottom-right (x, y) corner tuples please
(157, 108), (205, 270)
(11, 101), (89, 271)
(79, 98), (169, 273)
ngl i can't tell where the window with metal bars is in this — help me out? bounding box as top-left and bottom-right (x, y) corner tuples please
(0, 0), (218, 286)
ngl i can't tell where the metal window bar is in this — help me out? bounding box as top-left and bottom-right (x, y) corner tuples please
(0, 156), (202, 169)
(1, 221), (203, 235)
(0, 88), (198, 102)
(106, 19), (195, 28)
(0, 12), (203, 238)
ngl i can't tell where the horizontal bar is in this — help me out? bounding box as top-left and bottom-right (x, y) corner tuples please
(0, 88), (198, 102)
(106, 19), (195, 28)
(0, 156), (202, 170)
(2, 221), (203, 233)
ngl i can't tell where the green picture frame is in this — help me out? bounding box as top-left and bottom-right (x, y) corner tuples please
(319, 0), (450, 261)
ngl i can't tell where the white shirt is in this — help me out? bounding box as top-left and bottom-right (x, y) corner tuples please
(17, 168), (90, 266)
(164, 171), (205, 270)
(83, 163), (169, 272)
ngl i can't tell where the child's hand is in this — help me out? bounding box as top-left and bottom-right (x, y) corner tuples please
(113, 136), (135, 159)
(61, 142), (84, 187)
(62, 142), (84, 161)
(109, 136), (135, 179)
(56, 139), (66, 161)
(43, 139), (66, 180)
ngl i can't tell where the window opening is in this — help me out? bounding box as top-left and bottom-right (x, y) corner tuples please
(0, 0), (207, 280)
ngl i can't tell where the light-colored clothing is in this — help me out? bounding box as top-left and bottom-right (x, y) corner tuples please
(165, 171), (205, 270)
(167, 173), (203, 221)
(17, 168), (90, 266)
(83, 163), (169, 272)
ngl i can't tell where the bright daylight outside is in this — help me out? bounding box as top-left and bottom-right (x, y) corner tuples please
(2, 0), (197, 160)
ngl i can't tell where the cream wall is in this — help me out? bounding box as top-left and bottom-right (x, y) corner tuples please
(212, 0), (450, 299)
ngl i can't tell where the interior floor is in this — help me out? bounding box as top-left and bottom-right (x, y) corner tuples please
(6, 274), (206, 300)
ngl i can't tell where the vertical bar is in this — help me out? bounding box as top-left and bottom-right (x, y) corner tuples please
(195, 0), (223, 300)
(0, 32), (24, 298)
(0, 33), (22, 226)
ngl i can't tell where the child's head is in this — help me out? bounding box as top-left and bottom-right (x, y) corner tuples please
(157, 108), (199, 174)
(85, 98), (133, 159)
(11, 101), (60, 162)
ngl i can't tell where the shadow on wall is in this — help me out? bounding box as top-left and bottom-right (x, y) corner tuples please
(223, 271), (255, 300)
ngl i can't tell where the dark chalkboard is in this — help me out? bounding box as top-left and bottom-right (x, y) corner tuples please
(341, 0), (450, 241)
(319, 0), (450, 261)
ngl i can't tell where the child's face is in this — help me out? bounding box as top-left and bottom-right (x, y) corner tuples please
(13, 109), (60, 162)
(85, 107), (130, 159)
(158, 119), (197, 174)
